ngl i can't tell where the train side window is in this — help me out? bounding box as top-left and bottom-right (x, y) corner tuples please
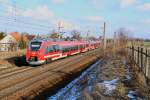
(65, 48), (67, 52)
(67, 47), (70, 51)
(62, 47), (66, 53)
(70, 46), (73, 51)
(66, 47), (69, 52)
(69, 47), (71, 51)
(83, 45), (85, 48)
(81, 45), (83, 49)
(72, 46), (75, 50)
(63, 47), (70, 52)
(45, 47), (49, 54)
(59, 46), (63, 52)
(48, 46), (54, 52)
(75, 46), (78, 50)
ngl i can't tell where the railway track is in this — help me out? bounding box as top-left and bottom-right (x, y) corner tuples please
(0, 49), (101, 100)
(0, 52), (83, 79)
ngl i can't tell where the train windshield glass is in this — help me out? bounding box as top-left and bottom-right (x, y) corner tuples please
(30, 42), (42, 51)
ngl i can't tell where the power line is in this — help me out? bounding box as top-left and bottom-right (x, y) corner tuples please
(0, 1), (53, 33)
(0, 15), (52, 30)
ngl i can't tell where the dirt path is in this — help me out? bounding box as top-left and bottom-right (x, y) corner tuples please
(79, 52), (150, 100)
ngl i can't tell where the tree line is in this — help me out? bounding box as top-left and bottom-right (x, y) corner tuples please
(0, 30), (100, 50)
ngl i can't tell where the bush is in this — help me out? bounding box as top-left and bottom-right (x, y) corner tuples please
(19, 39), (27, 49)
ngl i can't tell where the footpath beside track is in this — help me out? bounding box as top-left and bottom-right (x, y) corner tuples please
(0, 48), (102, 100)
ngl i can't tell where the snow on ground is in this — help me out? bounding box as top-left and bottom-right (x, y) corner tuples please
(48, 52), (150, 100)
(97, 78), (119, 96)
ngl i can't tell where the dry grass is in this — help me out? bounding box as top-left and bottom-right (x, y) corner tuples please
(115, 82), (127, 98)
(0, 59), (15, 68)
(79, 45), (150, 100)
(0, 49), (25, 60)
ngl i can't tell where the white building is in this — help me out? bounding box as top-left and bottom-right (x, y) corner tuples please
(0, 35), (18, 51)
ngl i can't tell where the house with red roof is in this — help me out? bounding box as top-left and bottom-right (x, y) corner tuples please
(0, 32), (35, 51)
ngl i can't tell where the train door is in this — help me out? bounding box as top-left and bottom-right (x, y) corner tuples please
(45, 45), (61, 61)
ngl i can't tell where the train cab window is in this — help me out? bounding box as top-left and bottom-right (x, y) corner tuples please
(53, 45), (60, 52)
(30, 42), (42, 51)
(45, 47), (49, 54)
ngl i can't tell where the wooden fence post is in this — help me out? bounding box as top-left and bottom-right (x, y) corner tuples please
(144, 49), (147, 74)
(145, 49), (148, 77)
(141, 48), (143, 71)
(128, 46), (150, 81)
(135, 47), (137, 64)
(137, 47), (140, 66)
(132, 46), (134, 60)
(148, 51), (150, 80)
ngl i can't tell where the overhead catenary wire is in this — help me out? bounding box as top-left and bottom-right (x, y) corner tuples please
(0, 1), (53, 33)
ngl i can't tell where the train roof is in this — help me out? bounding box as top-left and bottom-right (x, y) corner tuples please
(30, 38), (100, 46)
(31, 38), (65, 42)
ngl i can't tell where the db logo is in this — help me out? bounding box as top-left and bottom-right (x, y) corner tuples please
(32, 52), (36, 55)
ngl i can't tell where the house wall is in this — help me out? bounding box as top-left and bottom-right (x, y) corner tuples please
(0, 35), (18, 52)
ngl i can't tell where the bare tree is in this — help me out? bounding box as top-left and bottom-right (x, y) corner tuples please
(71, 30), (82, 40)
(49, 30), (60, 39)
(117, 28), (129, 48)
(88, 36), (97, 41)
(0, 32), (6, 40)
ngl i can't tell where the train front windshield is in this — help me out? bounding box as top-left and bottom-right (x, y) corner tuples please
(30, 42), (42, 51)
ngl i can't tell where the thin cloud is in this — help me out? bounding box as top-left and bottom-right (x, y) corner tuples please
(143, 19), (150, 24)
(120, 0), (137, 8)
(88, 0), (103, 9)
(22, 5), (54, 20)
(60, 20), (80, 31)
(51, 0), (65, 4)
(138, 3), (150, 11)
(0, 0), (9, 4)
(86, 16), (104, 22)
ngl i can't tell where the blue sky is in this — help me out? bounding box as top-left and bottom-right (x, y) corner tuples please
(0, 0), (150, 39)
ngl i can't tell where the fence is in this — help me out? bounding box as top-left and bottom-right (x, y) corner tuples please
(127, 46), (150, 80)
(0, 43), (18, 52)
(0, 49), (26, 59)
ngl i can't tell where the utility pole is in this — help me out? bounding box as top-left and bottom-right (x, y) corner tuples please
(103, 22), (106, 50)
(113, 32), (117, 54)
(57, 21), (64, 39)
(114, 32), (117, 47)
(86, 30), (90, 41)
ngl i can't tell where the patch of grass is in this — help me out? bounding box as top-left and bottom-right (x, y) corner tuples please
(115, 82), (127, 98)
(144, 41), (150, 48)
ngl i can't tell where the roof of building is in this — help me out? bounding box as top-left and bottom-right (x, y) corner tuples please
(26, 35), (35, 41)
(0, 34), (17, 43)
(10, 32), (28, 42)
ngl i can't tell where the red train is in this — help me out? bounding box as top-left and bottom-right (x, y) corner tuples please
(26, 39), (100, 65)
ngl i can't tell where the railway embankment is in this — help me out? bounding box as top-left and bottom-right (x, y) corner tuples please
(0, 50), (26, 69)
(0, 49), (102, 100)
(0, 48), (149, 100)
(49, 49), (150, 100)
